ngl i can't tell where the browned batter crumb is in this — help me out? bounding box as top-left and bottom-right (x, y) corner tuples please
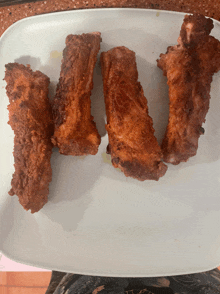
(52, 32), (101, 156)
(5, 63), (53, 213)
(101, 46), (167, 181)
(157, 14), (220, 164)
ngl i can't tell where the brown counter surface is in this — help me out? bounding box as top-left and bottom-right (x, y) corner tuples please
(0, 0), (220, 37)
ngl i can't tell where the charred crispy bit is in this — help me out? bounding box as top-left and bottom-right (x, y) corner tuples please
(5, 63), (53, 213)
(52, 32), (101, 156)
(101, 46), (167, 181)
(157, 14), (220, 165)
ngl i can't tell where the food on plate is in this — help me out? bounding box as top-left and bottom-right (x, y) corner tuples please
(157, 13), (220, 165)
(52, 32), (102, 156)
(5, 63), (54, 213)
(101, 46), (168, 181)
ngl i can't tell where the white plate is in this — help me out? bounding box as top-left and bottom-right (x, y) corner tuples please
(1, 8), (220, 277)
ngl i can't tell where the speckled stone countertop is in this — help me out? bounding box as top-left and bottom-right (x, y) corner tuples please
(0, 0), (220, 37)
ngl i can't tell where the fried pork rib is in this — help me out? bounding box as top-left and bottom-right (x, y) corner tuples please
(5, 63), (53, 213)
(52, 32), (101, 156)
(157, 14), (220, 164)
(101, 46), (167, 181)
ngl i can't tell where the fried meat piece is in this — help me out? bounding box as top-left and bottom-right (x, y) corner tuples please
(5, 63), (53, 213)
(101, 46), (167, 181)
(157, 14), (220, 164)
(52, 32), (101, 156)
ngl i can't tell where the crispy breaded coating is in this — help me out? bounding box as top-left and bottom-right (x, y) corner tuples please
(101, 46), (167, 181)
(157, 14), (220, 164)
(5, 63), (53, 213)
(52, 32), (101, 156)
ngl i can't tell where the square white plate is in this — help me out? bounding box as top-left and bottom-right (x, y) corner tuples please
(0, 8), (220, 277)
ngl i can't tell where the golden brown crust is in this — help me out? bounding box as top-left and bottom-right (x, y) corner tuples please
(52, 32), (101, 156)
(101, 46), (167, 181)
(157, 14), (220, 165)
(5, 63), (53, 213)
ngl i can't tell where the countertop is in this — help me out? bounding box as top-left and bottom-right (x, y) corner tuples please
(0, 0), (220, 37)
(0, 253), (50, 271)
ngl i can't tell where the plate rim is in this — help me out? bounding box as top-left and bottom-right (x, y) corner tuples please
(1, 7), (220, 44)
(1, 7), (220, 277)
(1, 247), (220, 277)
